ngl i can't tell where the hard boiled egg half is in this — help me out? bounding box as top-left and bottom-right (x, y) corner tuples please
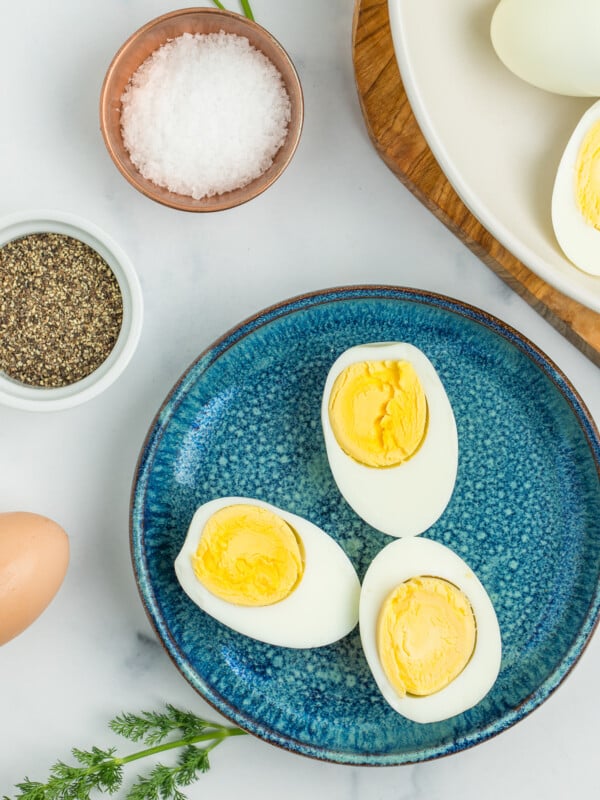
(360, 537), (502, 723)
(491, 0), (600, 97)
(174, 496), (360, 648)
(552, 98), (600, 277)
(321, 343), (458, 537)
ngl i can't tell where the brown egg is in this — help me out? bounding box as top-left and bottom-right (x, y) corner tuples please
(0, 512), (69, 645)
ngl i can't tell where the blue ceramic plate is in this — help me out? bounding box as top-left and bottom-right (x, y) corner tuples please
(131, 286), (600, 764)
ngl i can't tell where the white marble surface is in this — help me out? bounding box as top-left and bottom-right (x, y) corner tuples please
(1, 0), (599, 797)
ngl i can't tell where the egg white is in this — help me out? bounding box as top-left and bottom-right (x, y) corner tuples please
(552, 98), (600, 277)
(174, 496), (360, 648)
(321, 342), (458, 538)
(359, 537), (502, 724)
(491, 0), (600, 97)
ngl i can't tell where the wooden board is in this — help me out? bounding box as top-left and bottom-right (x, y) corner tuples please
(352, 0), (600, 367)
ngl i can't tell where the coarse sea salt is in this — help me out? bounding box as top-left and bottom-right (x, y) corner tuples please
(120, 31), (292, 200)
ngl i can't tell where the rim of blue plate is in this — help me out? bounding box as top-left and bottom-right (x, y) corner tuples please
(130, 284), (600, 765)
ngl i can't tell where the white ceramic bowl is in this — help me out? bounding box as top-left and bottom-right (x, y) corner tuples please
(388, 0), (600, 313)
(0, 211), (143, 412)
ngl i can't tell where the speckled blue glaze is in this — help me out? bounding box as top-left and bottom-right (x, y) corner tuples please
(131, 286), (600, 765)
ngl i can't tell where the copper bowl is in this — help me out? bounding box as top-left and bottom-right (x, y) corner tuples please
(100, 7), (304, 212)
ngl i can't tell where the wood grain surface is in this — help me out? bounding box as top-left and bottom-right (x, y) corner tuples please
(352, 0), (600, 366)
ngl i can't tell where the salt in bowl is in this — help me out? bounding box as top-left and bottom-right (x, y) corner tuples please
(100, 7), (304, 212)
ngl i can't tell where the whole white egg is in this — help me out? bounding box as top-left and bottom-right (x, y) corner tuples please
(321, 343), (458, 538)
(552, 98), (600, 277)
(491, 0), (600, 96)
(174, 496), (360, 648)
(360, 537), (502, 723)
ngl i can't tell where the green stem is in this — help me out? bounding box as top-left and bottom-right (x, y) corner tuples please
(116, 727), (247, 767)
(239, 0), (255, 21)
(210, 0), (255, 21)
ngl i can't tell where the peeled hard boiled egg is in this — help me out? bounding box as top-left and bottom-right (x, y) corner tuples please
(321, 343), (458, 538)
(552, 99), (600, 276)
(174, 496), (360, 648)
(359, 537), (502, 723)
(491, 0), (600, 97)
(0, 511), (69, 646)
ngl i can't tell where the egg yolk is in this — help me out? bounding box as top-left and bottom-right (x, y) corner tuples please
(191, 504), (304, 607)
(575, 120), (600, 229)
(328, 359), (428, 468)
(377, 576), (476, 697)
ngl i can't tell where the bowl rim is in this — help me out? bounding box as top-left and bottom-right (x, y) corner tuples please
(99, 6), (304, 212)
(0, 209), (144, 412)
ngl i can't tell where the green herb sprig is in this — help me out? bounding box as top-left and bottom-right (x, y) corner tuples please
(5, 705), (247, 800)
(211, 0), (255, 21)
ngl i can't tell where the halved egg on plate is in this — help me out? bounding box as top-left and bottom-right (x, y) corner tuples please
(321, 342), (458, 537)
(552, 98), (600, 277)
(359, 537), (502, 723)
(174, 496), (360, 648)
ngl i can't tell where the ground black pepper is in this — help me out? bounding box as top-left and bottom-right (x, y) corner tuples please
(0, 232), (123, 388)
